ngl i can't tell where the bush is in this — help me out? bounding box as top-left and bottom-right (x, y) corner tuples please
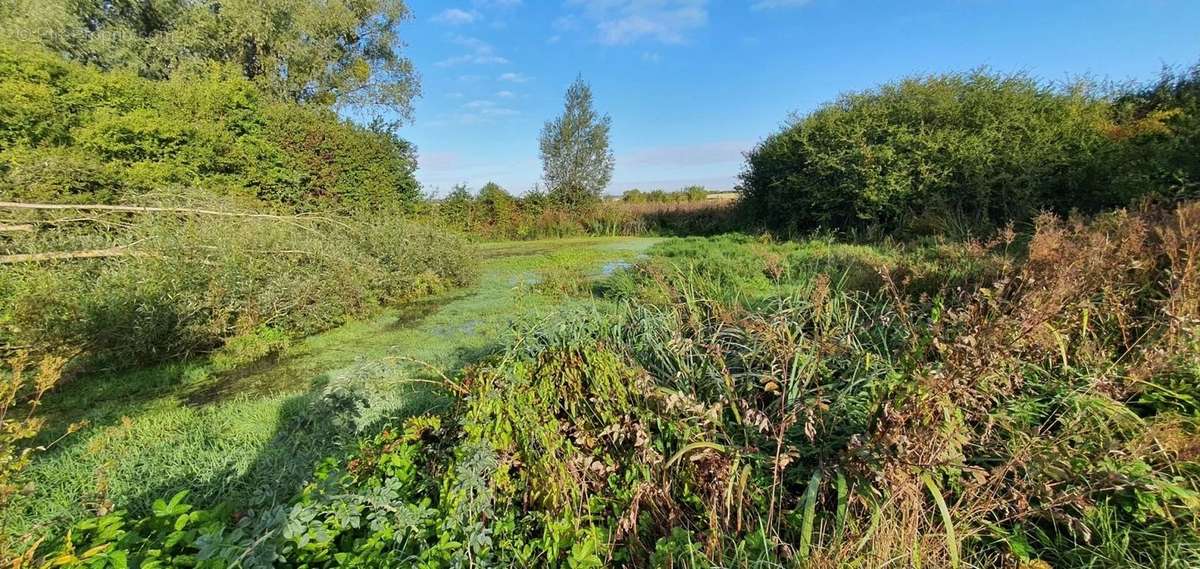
(265, 109), (421, 210)
(622, 186), (709, 203)
(0, 146), (118, 203)
(610, 231), (1013, 304)
(740, 70), (1134, 232)
(0, 44), (419, 211)
(1110, 63), (1200, 202)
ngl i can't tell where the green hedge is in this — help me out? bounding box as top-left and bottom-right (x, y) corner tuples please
(0, 44), (419, 210)
(740, 69), (1197, 232)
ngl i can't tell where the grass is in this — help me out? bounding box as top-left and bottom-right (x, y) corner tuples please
(602, 232), (1014, 307)
(3, 236), (659, 545)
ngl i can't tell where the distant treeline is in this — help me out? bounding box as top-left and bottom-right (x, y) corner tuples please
(619, 186), (710, 203)
(429, 182), (736, 239)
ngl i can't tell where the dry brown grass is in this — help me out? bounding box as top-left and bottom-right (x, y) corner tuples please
(842, 203), (1200, 566)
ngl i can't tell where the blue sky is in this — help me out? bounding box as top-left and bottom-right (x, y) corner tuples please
(393, 0), (1200, 196)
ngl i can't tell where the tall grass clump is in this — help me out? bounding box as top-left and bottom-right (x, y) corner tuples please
(0, 206), (475, 372)
(741, 68), (1200, 233)
(603, 231), (1014, 305)
(42, 202), (1200, 567)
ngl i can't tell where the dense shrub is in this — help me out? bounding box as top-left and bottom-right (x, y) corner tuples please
(1110, 63), (1200, 202)
(265, 110), (420, 209)
(0, 211), (475, 371)
(0, 0), (419, 115)
(739, 70), (1175, 232)
(0, 44), (419, 210)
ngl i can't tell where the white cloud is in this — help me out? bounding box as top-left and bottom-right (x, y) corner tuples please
(436, 35), (511, 66)
(496, 90), (516, 98)
(567, 0), (708, 45)
(474, 0), (522, 7)
(751, 0), (812, 10)
(482, 107), (520, 117)
(452, 98), (521, 124)
(641, 51), (662, 63)
(437, 54), (509, 66)
(438, 55), (502, 67)
(432, 8), (481, 25)
(498, 72), (530, 83)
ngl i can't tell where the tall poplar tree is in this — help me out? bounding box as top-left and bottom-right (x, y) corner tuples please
(539, 76), (614, 208)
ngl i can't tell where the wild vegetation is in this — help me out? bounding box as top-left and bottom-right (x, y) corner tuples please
(28, 203), (1200, 567)
(0, 44), (420, 210)
(0, 6), (473, 558)
(2, 237), (654, 562)
(1, 1), (1199, 566)
(430, 182), (737, 240)
(741, 68), (1200, 234)
(1, 204), (474, 373)
(621, 186), (711, 204)
(0, 0), (418, 114)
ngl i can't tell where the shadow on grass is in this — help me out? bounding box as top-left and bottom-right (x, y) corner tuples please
(114, 322), (510, 519)
(179, 353), (307, 406)
(123, 380), (454, 516)
(34, 360), (210, 447)
(14, 337), (506, 547)
(384, 292), (471, 331)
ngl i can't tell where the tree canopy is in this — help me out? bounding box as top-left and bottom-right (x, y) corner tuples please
(0, 0), (419, 116)
(539, 77), (614, 208)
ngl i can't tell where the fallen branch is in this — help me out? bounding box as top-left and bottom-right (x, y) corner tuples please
(0, 200), (304, 217)
(3, 216), (136, 230)
(0, 201), (351, 236)
(0, 247), (149, 264)
(0, 224), (34, 232)
(193, 245), (316, 256)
